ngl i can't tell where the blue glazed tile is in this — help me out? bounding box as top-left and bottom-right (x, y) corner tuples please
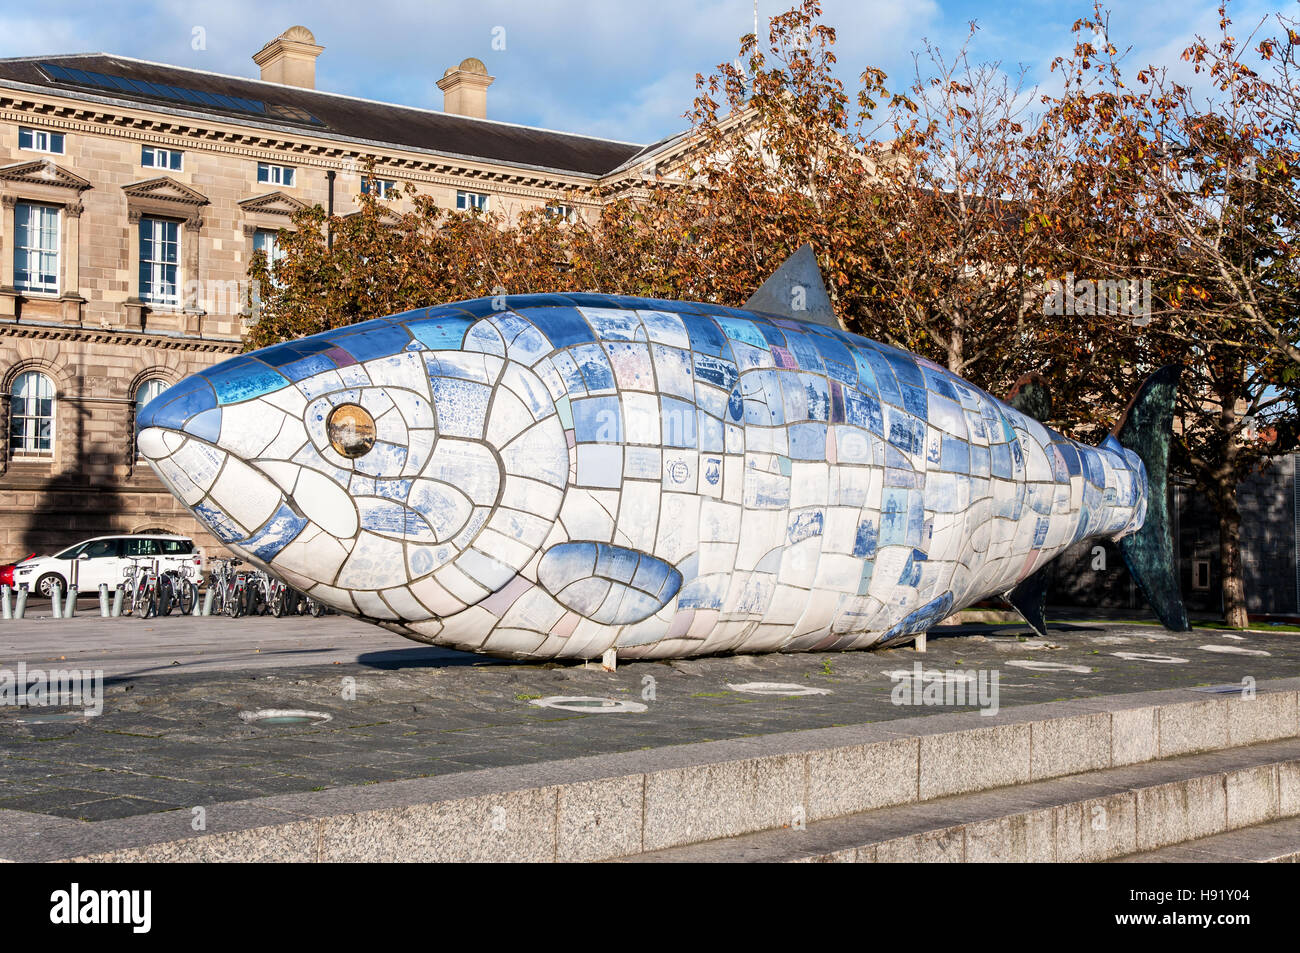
(874, 343), (924, 387)
(714, 316), (769, 350)
(407, 315), (476, 350)
(788, 422), (828, 459)
(204, 359), (289, 406)
(898, 548), (927, 586)
(512, 306), (597, 349)
(802, 375), (831, 421)
(880, 593), (954, 644)
(139, 378), (215, 430)
(788, 509), (824, 544)
(843, 388), (884, 434)
(808, 330), (853, 368)
(684, 316), (730, 357)
(194, 500), (244, 542)
(243, 501), (309, 562)
(183, 407), (221, 443)
(571, 395), (622, 443)
(900, 384), (929, 420)
(787, 334), (825, 373)
(886, 409), (924, 456)
(861, 348), (903, 406)
(571, 343), (616, 392)
(922, 365), (959, 402)
(941, 435), (970, 473)
(697, 411), (724, 452)
(256, 336), (335, 368)
(880, 487), (911, 545)
(551, 350), (588, 397)
(693, 352), (739, 391)
(661, 396), (698, 448)
(853, 519), (878, 558)
(329, 323), (412, 362)
(990, 441), (1013, 478)
(751, 318), (787, 348)
(280, 352), (337, 382)
(431, 378), (491, 437)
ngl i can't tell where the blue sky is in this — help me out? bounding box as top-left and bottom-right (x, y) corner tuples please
(2, 0), (1286, 144)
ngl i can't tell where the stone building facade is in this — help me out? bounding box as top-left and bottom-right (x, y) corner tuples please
(0, 27), (682, 562)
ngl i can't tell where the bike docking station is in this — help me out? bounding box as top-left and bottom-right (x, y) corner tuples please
(0, 555), (321, 621)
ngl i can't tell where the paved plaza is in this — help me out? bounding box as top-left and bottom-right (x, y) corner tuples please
(0, 610), (1295, 822)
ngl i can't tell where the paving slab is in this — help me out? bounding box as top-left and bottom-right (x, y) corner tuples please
(0, 614), (1296, 828)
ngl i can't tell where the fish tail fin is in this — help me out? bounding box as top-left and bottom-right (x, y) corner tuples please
(1113, 364), (1190, 631)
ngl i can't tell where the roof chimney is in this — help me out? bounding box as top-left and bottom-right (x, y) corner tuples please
(437, 58), (493, 119)
(253, 26), (323, 89)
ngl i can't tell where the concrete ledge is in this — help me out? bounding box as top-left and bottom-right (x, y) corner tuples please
(1, 680), (1297, 862)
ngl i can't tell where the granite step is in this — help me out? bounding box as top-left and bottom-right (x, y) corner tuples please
(621, 738), (1300, 862)
(3, 680), (1296, 861)
(1111, 815), (1300, 862)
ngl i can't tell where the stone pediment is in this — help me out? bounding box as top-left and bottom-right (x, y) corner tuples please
(122, 176), (209, 207)
(342, 206), (402, 224)
(0, 158), (92, 191)
(238, 191), (307, 217)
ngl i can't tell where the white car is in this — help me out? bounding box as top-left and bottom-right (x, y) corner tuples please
(3, 534), (205, 599)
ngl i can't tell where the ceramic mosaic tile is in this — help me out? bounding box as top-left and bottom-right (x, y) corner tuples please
(138, 281), (1157, 660)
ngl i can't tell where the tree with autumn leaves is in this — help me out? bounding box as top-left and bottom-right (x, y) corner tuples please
(248, 0), (1300, 629)
(1034, 5), (1300, 627)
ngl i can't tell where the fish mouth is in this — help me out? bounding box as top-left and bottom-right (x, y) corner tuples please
(137, 425), (307, 569)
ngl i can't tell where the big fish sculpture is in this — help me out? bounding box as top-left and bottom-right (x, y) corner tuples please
(138, 247), (1187, 660)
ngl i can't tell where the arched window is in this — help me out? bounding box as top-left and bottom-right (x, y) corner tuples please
(9, 371), (55, 457)
(134, 378), (169, 457)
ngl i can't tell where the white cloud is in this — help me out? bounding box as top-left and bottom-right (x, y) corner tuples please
(3, 0), (1279, 144)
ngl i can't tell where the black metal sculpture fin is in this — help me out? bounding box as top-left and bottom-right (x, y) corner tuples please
(743, 244), (841, 329)
(1006, 572), (1050, 638)
(1002, 372), (1053, 636)
(1115, 365), (1191, 632)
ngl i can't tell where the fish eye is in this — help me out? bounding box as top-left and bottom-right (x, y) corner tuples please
(326, 403), (377, 459)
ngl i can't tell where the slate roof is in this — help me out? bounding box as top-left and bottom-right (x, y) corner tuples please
(0, 53), (648, 178)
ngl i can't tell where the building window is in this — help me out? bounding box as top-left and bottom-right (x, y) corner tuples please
(134, 378), (168, 457)
(361, 177), (396, 198)
(545, 203), (576, 223)
(252, 228), (286, 287)
(456, 190), (489, 212)
(12, 202), (60, 295)
(18, 127), (64, 154)
(141, 146), (183, 171)
(10, 371), (55, 457)
(257, 162), (295, 187)
(139, 216), (180, 307)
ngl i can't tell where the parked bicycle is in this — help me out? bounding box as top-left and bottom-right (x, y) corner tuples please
(122, 557), (170, 618)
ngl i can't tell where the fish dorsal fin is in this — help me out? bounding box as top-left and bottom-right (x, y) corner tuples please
(743, 244), (841, 329)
